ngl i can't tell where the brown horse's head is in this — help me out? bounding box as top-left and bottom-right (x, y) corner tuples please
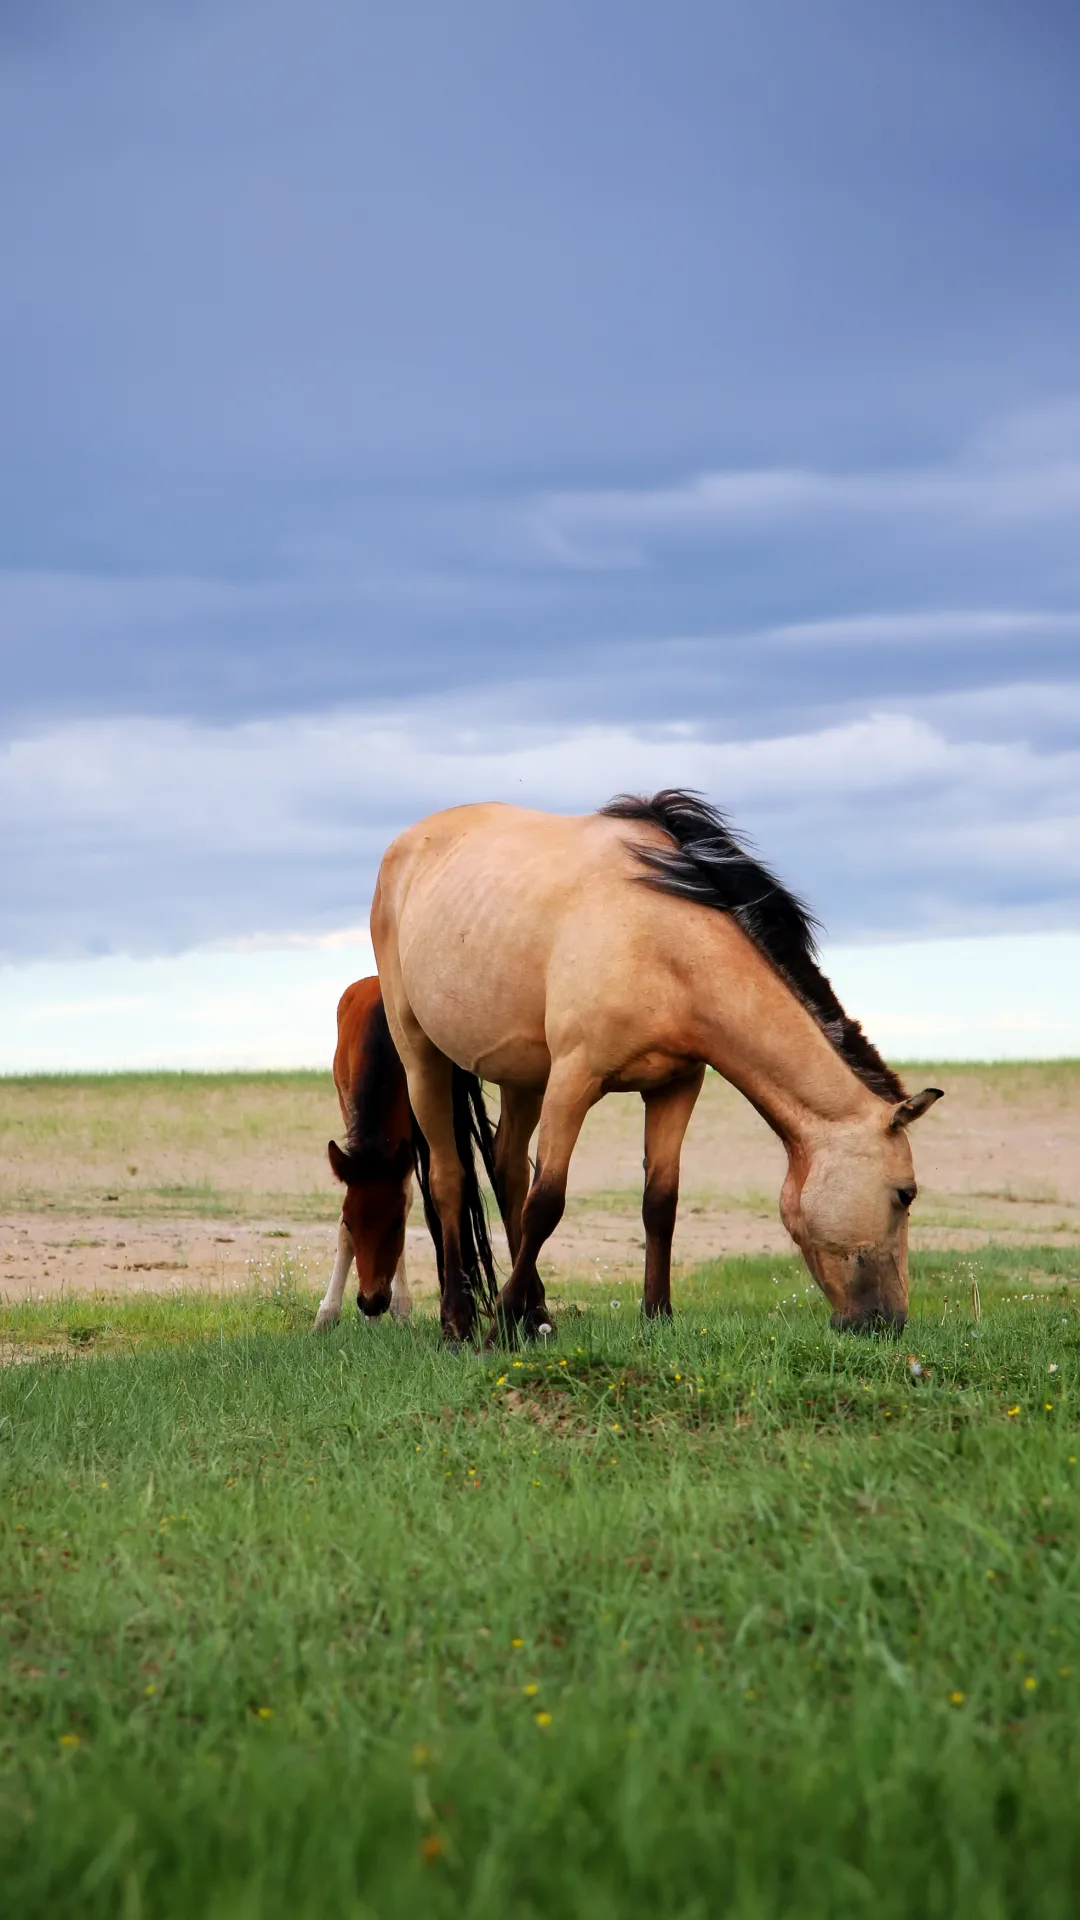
(328, 1138), (411, 1318)
(779, 1088), (942, 1332)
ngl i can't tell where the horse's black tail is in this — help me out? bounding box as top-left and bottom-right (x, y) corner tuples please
(411, 1069), (500, 1318)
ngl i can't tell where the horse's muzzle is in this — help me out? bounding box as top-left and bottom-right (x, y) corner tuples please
(357, 1289), (393, 1319)
(830, 1306), (907, 1335)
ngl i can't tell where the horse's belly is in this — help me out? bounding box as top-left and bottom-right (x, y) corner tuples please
(404, 960), (552, 1086)
(397, 872), (554, 1087)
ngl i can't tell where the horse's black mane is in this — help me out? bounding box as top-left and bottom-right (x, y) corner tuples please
(600, 789), (905, 1103)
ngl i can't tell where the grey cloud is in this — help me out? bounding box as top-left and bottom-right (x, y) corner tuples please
(2, 3), (1079, 960)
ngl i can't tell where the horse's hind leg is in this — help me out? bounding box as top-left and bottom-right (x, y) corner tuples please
(389, 1244), (412, 1321)
(493, 1085), (543, 1261)
(403, 1048), (478, 1342)
(493, 1061), (599, 1341)
(641, 1067), (705, 1319)
(390, 1175), (414, 1321)
(315, 1218), (355, 1331)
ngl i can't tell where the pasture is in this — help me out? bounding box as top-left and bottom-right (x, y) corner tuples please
(2, 1060), (1079, 1301)
(1, 1066), (1079, 1916)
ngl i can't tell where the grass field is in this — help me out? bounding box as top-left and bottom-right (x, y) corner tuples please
(3, 1244), (1080, 1918)
(3, 1064), (1079, 1316)
(2, 1062), (1078, 1230)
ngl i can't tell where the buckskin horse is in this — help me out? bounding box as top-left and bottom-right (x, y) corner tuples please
(371, 789), (942, 1343)
(314, 975), (497, 1330)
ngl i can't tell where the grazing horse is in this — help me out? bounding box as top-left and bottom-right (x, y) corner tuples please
(314, 975), (498, 1331)
(371, 790), (942, 1342)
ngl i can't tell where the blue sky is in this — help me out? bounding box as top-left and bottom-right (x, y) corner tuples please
(1, 2), (1079, 1060)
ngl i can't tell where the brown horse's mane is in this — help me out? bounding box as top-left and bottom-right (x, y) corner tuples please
(600, 789), (906, 1103)
(337, 994), (412, 1185)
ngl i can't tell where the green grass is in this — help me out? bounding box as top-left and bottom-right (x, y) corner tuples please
(893, 1058), (1080, 1099)
(2, 1250), (1080, 1919)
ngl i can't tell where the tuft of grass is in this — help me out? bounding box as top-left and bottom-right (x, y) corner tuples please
(2, 1248), (1080, 1916)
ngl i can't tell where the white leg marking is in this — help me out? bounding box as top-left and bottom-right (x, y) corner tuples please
(314, 1218), (354, 1331)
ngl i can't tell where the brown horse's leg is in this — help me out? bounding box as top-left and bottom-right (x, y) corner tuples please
(493, 1085), (543, 1261)
(641, 1067), (705, 1319)
(493, 1065), (599, 1339)
(403, 1047), (476, 1342)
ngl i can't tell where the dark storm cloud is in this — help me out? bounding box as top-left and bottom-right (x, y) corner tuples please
(1, 1), (1078, 958)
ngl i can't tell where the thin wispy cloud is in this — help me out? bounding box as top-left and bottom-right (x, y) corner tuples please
(528, 426), (1080, 569)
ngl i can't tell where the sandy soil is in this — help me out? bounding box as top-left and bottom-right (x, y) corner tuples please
(2, 1063), (1077, 1305)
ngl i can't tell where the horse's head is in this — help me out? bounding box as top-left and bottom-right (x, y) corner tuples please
(780, 1088), (942, 1332)
(328, 1138), (411, 1318)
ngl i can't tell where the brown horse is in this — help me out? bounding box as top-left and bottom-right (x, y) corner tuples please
(314, 975), (498, 1330)
(371, 790), (942, 1342)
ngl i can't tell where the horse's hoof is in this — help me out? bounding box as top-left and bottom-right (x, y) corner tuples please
(313, 1307), (340, 1332)
(483, 1310), (516, 1349)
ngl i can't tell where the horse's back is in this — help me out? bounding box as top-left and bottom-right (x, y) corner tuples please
(376, 802), (638, 922)
(333, 975), (408, 1131)
(333, 975), (381, 1083)
(372, 802), (699, 1086)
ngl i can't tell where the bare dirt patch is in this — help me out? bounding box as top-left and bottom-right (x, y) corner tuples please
(1, 1062), (1076, 1301)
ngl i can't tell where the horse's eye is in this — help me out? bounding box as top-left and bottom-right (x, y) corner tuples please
(896, 1186), (916, 1210)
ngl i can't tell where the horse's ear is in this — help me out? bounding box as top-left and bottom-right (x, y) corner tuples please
(328, 1139), (350, 1183)
(889, 1088), (944, 1131)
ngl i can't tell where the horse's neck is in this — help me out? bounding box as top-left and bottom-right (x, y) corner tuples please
(687, 920), (876, 1150)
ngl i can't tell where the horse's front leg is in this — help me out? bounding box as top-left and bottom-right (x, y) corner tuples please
(492, 1060), (599, 1342)
(493, 1085), (543, 1261)
(314, 1218), (355, 1331)
(641, 1067), (705, 1319)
